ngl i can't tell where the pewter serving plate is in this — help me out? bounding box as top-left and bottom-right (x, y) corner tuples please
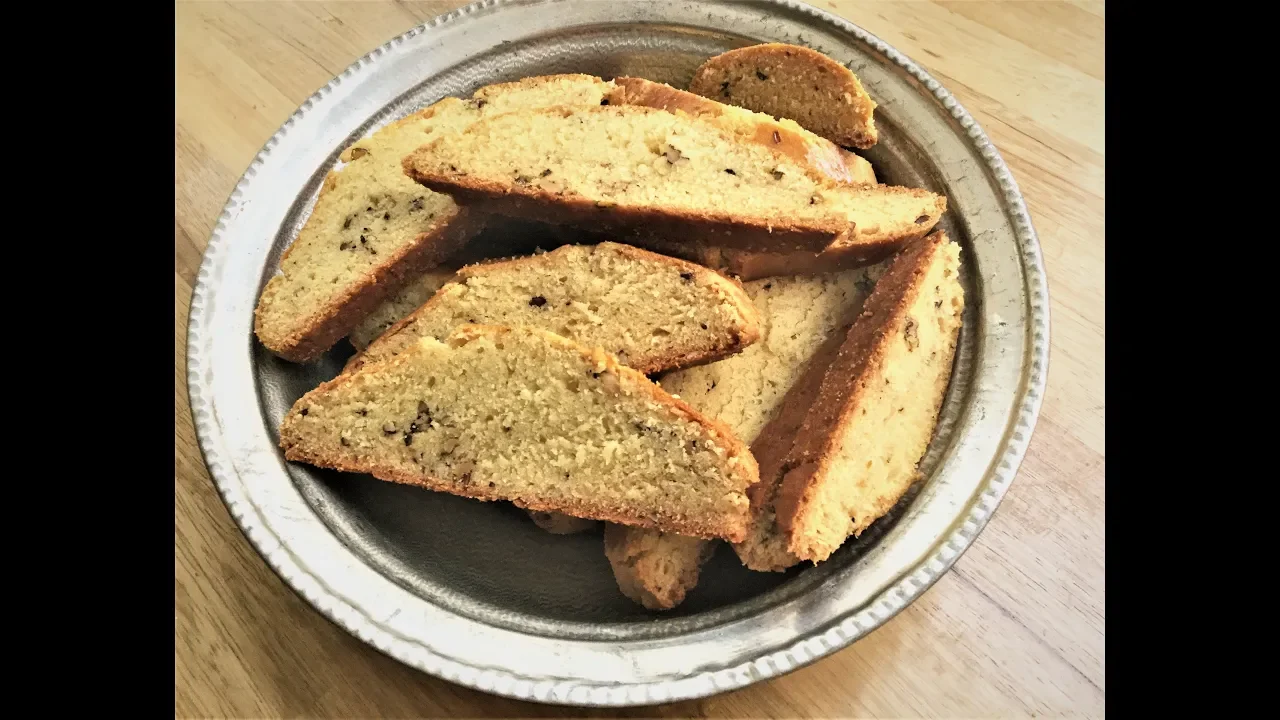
(186, 0), (1048, 706)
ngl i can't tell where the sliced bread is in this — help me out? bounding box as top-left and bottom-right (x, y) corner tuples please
(253, 74), (614, 362)
(765, 231), (964, 563)
(604, 267), (883, 603)
(345, 242), (761, 375)
(347, 268), (458, 351)
(603, 525), (717, 611)
(529, 511), (599, 535)
(401, 105), (944, 255)
(606, 77), (866, 186)
(604, 77), (895, 280)
(689, 43), (879, 149)
(279, 325), (758, 542)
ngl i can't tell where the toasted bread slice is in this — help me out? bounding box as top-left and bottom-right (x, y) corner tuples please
(345, 242), (761, 375)
(689, 43), (878, 149)
(402, 105), (943, 255)
(253, 74), (614, 362)
(279, 325), (757, 541)
(604, 267), (883, 602)
(529, 511), (599, 535)
(759, 231), (964, 564)
(605, 77), (894, 279)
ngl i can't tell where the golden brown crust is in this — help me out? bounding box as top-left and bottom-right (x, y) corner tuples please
(403, 154), (847, 254)
(603, 524), (717, 610)
(280, 325), (757, 542)
(256, 74), (616, 364)
(632, 184), (941, 282)
(730, 311), (855, 572)
(771, 231), (958, 558)
(608, 77), (856, 185)
(343, 241), (762, 375)
(528, 510), (598, 534)
(254, 209), (484, 363)
(839, 150), (877, 186)
(690, 43), (879, 149)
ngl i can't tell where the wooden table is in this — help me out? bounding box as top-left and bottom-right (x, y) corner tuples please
(175, 2), (1105, 716)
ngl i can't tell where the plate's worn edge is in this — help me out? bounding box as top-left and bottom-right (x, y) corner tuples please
(186, 0), (1050, 707)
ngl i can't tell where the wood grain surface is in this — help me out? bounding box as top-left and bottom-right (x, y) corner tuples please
(174, 2), (1105, 717)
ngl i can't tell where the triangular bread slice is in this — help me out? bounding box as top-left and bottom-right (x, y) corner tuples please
(345, 242), (761, 375)
(742, 230), (964, 566)
(401, 105), (945, 255)
(603, 266), (883, 603)
(253, 74), (615, 362)
(279, 325), (758, 542)
(689, 43), (879, 149)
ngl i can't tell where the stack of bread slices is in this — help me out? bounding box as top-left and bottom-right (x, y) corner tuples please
(260, 44), (965, 611)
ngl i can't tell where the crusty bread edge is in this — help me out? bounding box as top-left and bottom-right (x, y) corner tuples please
(345, 241), (763, 375)
(281, 324), (757, 542)
(254, 208), (485, 363)
(608, 76), (858, 187)
(689, 43), (879, 149)
(772, 230), (961, 560)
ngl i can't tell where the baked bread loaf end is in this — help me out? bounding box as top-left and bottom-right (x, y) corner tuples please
(690, 43), (879, 149)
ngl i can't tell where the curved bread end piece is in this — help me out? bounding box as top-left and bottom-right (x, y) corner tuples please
(280, 325), (757, 542)
(346, 242), (762, 375)
(604, 524), (717, 610)
(772, 231), (964, 563)
(689, 43), (879, 150)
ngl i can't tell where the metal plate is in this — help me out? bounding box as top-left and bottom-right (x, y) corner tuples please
(186, 0), (1049, 706)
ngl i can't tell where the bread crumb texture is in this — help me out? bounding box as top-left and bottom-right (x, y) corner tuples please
(605, 265), (882, 602)
(253, 74), (614, 361)
(347, 269), (458, 350)
(350, 242), (761, 375)
(604, 524), (716, 610)
(279, 325), (757, 541)
(661, 266), (883, 441)
(403, 105), (942, 253)
(777, 232), (965, 563)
